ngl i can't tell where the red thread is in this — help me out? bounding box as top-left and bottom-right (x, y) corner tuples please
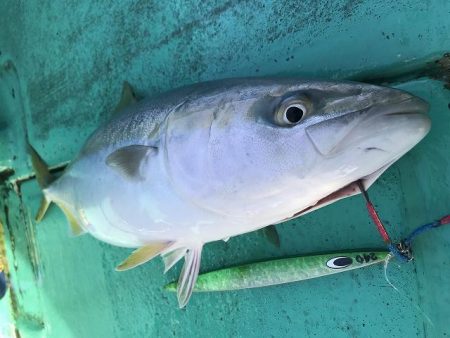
(366, 202), (391, 243)
(440, 215), (450, 225)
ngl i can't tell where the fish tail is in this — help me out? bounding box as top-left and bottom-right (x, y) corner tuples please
(26, 141), (85, 235)
(26, 141), (55, 221)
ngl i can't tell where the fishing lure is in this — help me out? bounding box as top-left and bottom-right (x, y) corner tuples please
(165, 251), (389, 292)
(164, 212), (449, 293)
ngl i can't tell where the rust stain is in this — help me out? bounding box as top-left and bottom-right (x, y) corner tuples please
(0, 215), (10, 274)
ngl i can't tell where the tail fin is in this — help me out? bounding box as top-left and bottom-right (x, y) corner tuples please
(26, 142), (55, 221)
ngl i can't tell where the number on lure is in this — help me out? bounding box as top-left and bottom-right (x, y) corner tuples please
(355, 253), (378, 264)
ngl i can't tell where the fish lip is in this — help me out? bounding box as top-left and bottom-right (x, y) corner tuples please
(373, 96), (429, 116)
(306, 95), (430, 157)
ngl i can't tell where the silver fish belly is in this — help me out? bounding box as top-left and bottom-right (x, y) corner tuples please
(30, 78), (430, 307)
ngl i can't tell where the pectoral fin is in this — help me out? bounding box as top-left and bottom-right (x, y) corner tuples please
(106, 145), (158, 181)
(116, 242), (173, 271)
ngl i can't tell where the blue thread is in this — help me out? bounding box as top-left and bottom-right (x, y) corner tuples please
(404, 221), (440, 247)
(389, 220), (442, 263)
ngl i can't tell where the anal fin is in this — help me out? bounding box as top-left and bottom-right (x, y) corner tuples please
(116, 241), (173, 271)
(57, 203), (86, 236)
(177, 245), (203, 308)
(162, 248), (187, 273)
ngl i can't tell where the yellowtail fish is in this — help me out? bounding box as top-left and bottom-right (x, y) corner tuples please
(28, 78), (430, 307)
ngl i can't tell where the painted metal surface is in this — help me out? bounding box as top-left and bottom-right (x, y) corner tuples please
(0, 0), (449, 337)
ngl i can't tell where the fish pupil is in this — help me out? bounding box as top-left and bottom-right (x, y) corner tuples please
(285, 106), (304, 123)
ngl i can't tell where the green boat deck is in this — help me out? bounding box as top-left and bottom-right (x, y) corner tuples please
(1, 1), (450, 337)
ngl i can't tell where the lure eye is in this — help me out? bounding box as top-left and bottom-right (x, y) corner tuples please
(274, 95), (311, 126)
(326, 256), (353, 269)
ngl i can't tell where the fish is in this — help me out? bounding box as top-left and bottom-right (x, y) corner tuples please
(28, 78), (430, 307)
(164, 250), (390, 292)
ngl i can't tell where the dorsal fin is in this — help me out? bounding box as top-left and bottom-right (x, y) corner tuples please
(106, 145), (157, 180)
(113, 81), (138, 115)
(115, 242), (173, 271)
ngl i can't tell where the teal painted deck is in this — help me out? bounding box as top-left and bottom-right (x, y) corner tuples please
(1, 1), (450, 337)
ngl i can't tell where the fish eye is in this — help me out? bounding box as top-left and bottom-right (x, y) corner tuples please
(284, 104), (305, 124)
(274, 95), (311, 126)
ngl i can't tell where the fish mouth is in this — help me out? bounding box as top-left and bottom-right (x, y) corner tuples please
(375, 95), (429, 117)
(306, 96), (430, 156)
(293, 96), (430, 218)
(292, 161), (394, 218)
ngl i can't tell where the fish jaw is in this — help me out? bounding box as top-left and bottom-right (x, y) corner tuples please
(306, 96), (429, 155)
(295, 96), (430, 217)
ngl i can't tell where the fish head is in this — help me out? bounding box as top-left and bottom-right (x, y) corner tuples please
(165, 79), (430, 221)
(274, 80), (431, 215)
